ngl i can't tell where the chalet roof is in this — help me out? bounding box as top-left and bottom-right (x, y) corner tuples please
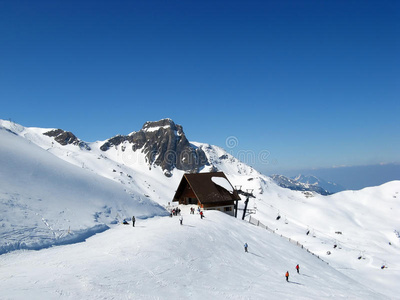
(173, 172), (241, 204)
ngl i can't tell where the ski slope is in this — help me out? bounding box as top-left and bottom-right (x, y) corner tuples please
(0, 125), (167, 254)
(0, 119), (399, 298)
(0, 212), (385, 299)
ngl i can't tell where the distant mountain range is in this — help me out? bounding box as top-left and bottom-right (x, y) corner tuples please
(270, 174), (346, 195)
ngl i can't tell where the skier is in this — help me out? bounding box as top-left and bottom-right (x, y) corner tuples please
(132, 216), (136, 227)
(285, 271), (289, 282)
(179, 216), (183, 225)
(244, 243), (248, 253)
(200, 211), (204, 219)
(296, 264), (299, 274)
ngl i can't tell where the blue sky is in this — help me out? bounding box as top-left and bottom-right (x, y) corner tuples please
(1, 0), (399, 176)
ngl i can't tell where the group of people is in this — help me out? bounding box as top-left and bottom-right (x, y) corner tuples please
(129, 207), (203, 227)
(189, 207), (204, 216)
(169, 206), (205, 226)
(170, 207), (181, 217)
(244, 243), (300, 282)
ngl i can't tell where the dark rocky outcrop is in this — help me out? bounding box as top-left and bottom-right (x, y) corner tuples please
(99, 135), (129, 151)
(100, 119), (209, 174)
(43, 129), (91, 150)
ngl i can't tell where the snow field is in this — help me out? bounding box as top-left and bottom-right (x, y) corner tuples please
(1, 120), (399, 298)
(0, 127), (167, 254)
(0, 211), (384, 299)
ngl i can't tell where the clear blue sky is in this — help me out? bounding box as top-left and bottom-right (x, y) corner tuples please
(1, 0), (399, 175)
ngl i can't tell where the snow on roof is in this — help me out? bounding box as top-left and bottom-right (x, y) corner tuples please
(211, 176), (234, 193)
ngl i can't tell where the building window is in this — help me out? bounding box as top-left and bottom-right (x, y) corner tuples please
(186, 197), (197, 205)
(224, 207), (232, 212)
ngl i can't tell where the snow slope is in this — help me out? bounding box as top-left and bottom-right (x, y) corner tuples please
(0, 120), (184, 206)
(0, 126), (167, 254)
(0, 212), (385, 299)
(186, 142), (400, 299)
(243, 180), (400, 299)
(1, 119), (399, 298)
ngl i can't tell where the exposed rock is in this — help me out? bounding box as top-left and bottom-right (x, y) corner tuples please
(99, 135), (128, 151)
(100, 119), (209, 174)
(43, 129), (91, 150)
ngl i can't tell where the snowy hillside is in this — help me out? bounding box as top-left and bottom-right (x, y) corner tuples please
(0, 125), (167, 254)
(0, 212), (385, 299)
(1, 119), (399, 298)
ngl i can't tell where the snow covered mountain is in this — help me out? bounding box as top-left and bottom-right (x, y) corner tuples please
(270, 174), (331, 195)
(293, 174), (346, 194)
(271, 174), (346, 195)
(99, 118), (209, 176)
(0, 124), (167, 254)
(0, 119), (399, 299)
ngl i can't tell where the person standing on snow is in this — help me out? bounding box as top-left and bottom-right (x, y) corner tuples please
(296, 264), (300, 274)
(179, 216), (183, 225)
(244, 243), (248, 252)
(285, 271), (289, 282)
(132, 216), (136, 227)
(200, 211), (204, 219)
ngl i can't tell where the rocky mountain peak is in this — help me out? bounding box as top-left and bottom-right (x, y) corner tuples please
(100, 119), (209, 176)
(43, 129), (91, 150)
(142, 119), (181, 133)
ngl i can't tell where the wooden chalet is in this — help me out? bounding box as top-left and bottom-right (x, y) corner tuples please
(172, 172), (241, 217)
